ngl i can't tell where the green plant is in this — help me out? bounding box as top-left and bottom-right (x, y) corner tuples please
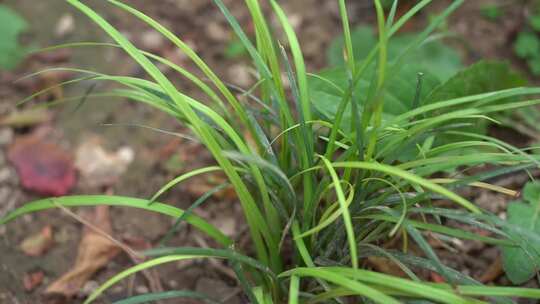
(224, 38), (248, 59)
(480, 5), (504, 21)
(513, 12), (540, 75)
(4, 0), (540, 303)
(0, 4), (30, 70)
(501, 181), (540, 285)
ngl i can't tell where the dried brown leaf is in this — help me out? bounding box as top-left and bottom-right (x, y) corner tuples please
(44, 206), (121, 299)
(20, 225), (53, 257)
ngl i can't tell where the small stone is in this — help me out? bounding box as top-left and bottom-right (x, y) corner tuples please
(0, 167), (16, 185)
(288, 14), (303, 30)
(205, 21), (229, 42)
(80, 281), (99, 296)
(0, 128), (13, 146)
(111, 286), (124, 294)
(227, 64), (252, 88)
(75, 137), (134, 189)
(0, 189), (18, 218)
(215, 216), (236, 237)
(55, 14), (75, 37)
(0, 186), (10, 202)
(135, 285), (149, 294)
(23, 214), (33, 223)
(140, 30), (165, 53)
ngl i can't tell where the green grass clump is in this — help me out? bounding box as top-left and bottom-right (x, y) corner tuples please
(4, 0), (540, 303)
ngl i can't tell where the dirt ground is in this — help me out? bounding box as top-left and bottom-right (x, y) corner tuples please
(0, 0), (538, 303)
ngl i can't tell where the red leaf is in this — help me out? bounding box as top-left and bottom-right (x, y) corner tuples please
(23, 271), (44, 291)
(8, 131), (76, 196)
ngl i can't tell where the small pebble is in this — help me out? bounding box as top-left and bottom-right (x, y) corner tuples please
(205, 21), (229, 42)
(140, 30), (165, 53)
(55, 14), (75, 37)
(0, 167), (16, 185)
(22, 214), (33, 223)
(0, 168), (10, 183)
(81, 281), (99, 296)
(135, 285), (149, 294)
(0, 186), (10, 203)
(111, 286), (124, 294)
(227, 64), (252, 87)
(0, 128), (13, 146)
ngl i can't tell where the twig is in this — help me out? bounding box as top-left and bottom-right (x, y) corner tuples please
(194, 234), (237, 280)
(52, 201), (143, 259)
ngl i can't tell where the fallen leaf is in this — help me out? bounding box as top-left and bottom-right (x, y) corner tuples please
(0, 108), (51, 128)
(32, 48), (72, 64)
(185, 173), (236, 201)
(44, 206), (121, 300)
(430, 272), (446, 283)
(479, 255), (504, 283)
(8, 130), (76, 196)
(367, 256), (407, 278)
(13, 70), (72, 100)
(75, 136), (134, 188)
(20, 226), (53, 257)
(23, 271), (44, 291)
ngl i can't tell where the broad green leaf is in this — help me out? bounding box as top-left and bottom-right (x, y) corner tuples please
(424, 61), (527, 148)
(224, 39), (248, 59)
(514, 31), (540, 59)
(527, 56), (540, 76)
(309, 64), (440, 130)
(501, 181), (540, 284)
(529, 15), (540, 32)
(327, 26), (377, 67)
(327, 25), (462, 82)
(314, 25), (461, 131)
(425, 61), (527, 104)
(0, 5), (29, 70)
(523, 181), (540, 204)
(480, 5), (503, 21)
(0, 195), (232, 247)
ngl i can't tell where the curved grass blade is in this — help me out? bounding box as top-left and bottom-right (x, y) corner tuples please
(158, 183), (229, 246)
(0, 195), (231, 246)
(288, 276), (300, 304)
(333, 161), (480, 213)
(319, 155), (358, 269)
(357, 214), (511, 246)
(321, 267), (474, 304)
(279, 268), (401, 304)
(143, 247), (274, 277)
(148, 166), (222, 204)
(65, 0), (275, 267)
(113, 291), (220, 304)
(84, 255), (197, 304)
